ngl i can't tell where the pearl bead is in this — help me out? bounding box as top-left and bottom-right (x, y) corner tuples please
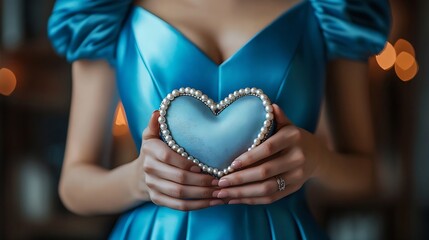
(164, 135), (172, 142)
(202, 165), (208, 172)
(248, 147), (252, 151)
(254, 138), (261, 145)
(162, 129), (170, 135)
(223, 169), (229, 175)
(193, 159), (200, 164)
(245, 88), (251, 94)
(261, 127), (268, 134)
(172, 90), (180, 97)
(168, 140), (175, 147)
(257, 133), (264, 139)
(216, 104), (221, 109)
(207, 99), (213, 105)
(160, 104), (167, 110)
(210, 105), (217, 111)
(198, 163), (204, 167)
(265, 105), (273, 112)
(195, 90), (202, 97)
(251, 87), (257, 93)
(162, 99), (170, 105)
(233, 91), (240, 97)
(263, 120), (271, 127)
(266, 113), (274, 120)
(179, 87), (185, 93)
(228, 93), (234, 99)
(207, 167), (213, 173)
(256, 89), (263, 95)
(260, 94), (268, 101)
(190, 88), (195, 95)
(262, 100), (270, 107)
(177, 147), (184, 154)
(227, 166), (234, 172)
(181, 152), (188, 158)
(201, 95), (208, 101)
(213, 169), (219, 175)
(159, 110), (166, 116)
(187, 156), (194, 161)
(217, 171), (224, 178)
(239, 89), (245, 95)
(160, 123), (167, 130)
(185, 87), (191, 93)
(224, 98), (230, 104)
(219, 100), (224, 106)
(167, 94), (174, 100)
(158, 116), (166, 123)
(251, 144), (256, 148)
(172, 144), (179, 151)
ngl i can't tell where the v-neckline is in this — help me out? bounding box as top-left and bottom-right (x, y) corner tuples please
(134, 1), (307, 67)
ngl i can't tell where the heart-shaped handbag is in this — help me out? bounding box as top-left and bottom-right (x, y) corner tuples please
(159, 87), (274, 177)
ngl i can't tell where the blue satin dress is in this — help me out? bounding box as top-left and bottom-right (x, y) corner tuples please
(48, 0), (390, 239)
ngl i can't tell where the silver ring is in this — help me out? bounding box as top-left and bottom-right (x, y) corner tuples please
(275, 175), (286, 191)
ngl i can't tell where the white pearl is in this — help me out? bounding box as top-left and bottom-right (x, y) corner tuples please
(193, 159), (200, 164)
(181, 152), (188, 158)
(245, 88), (251, 94)
(257, 133), (264, 139)
(190, 88), (195, 95)
(207, 167), (213, 173)
(172, 90), (180, 97)
(158, 116), (166, 123)
(262, 100), (270, 107)
(187, 156), (194, 161)
(195, 90), (202, 97)
(160, 123), (167, 130)
(239, 89), (245, 95)
(251, 144), (256, 148)
(179, 87), (185, 93)
(261, 127), (268, 134)
(159, 110), (166, 116)
(201, 94), (208, 101)
(256, 89), (263, 95)
(223, 169), (229, 175)
(177, 147), (184, 154)
(217, 171), (224, 178)
(248, 147), (252, 151)
(164, 135), (172, 142)
(251, 87), (257, 93)
(258, 134), (265, 141)
(167, 94), (174, 100)
(260, 94), (268, 101)
(213, 169), (219, 175)
(202, 165), (208, 172)
(207, 99), (213, 105)
(263, 120), (271, 127)
(266, 113), (274, 120)
(254, 138), (261, 145)
(227, 166), (234, 172)
(185, 87), (191, 93)
(198, 163), (204, 167)
(172, 144), (179, 151)
(210, 105), (217, 111)
(168, 140), (175, 147)
(216, 104), (221, 109)
(233, 91), (240, 97)
(162, 99), (170, 105)
(224, 98), (230, 104)
(219, 100), (225, 106)
(265, 105), (273, 112)
(160, 104), (167, 111)
(162, 129), (170, 135)
(228, 93), (234, 99)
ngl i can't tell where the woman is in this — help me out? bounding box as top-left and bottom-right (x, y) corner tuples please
(48, 0), (391, 239)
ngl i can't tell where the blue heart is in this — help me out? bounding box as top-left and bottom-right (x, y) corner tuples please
(165, 95), (272, 172)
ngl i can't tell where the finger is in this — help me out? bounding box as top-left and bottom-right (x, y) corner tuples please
(227, 183), (303, 205)
(142, 140), (199, 171)
(220, 147), (303, 187)
(272, 104), (292, 130)
(149, 189), (224, 211)
(142, 110), (160, 141)
(231, 125), (300, 170)
(146, 175), (217, 199)
(144, 156), (218, 187)
(213, 178), (278, 199)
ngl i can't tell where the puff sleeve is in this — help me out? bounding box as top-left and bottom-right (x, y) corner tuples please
(311, 0), (391, 61)
(47, 0), (133, 65)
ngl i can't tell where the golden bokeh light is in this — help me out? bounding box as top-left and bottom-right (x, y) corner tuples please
(395, 52), (415, 71)
(395, 59), (418, 82)
(375, 42), (396, 70)
(0, 68), (17, 96)
(394, 38), (415, 57)
(113, 102), (129, 136)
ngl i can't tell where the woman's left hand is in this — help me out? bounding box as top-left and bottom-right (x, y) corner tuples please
(214, 104), (329, 204)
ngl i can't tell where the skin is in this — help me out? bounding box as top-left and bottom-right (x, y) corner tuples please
(59, 0), (376, 214)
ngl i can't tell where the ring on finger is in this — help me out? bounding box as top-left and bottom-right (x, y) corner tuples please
(275, 175), (286, 191)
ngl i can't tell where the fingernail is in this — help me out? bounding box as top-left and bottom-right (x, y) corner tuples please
(231, 160), (242, 169)
(218, 179), (230, 187)
(212, 190), (220, 198)
(190, 166), (201, 173)
(228, 200), (240, 204)
(211, 179), (219, 186)
(210, 200), (224, 206)
(217, 191), (228, 198)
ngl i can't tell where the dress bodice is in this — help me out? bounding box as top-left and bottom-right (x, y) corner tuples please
(47, 0), (391, 239)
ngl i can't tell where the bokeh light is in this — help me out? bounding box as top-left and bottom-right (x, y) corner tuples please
(394, 38), (415, 57)
(0, 68), (17, 96)
(113, 102), (129, 136)
(395, 55), (418, 82)
(376, 42), (396, 70)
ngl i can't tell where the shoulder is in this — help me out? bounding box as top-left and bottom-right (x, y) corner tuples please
(309, 0), (391, 61)
(47, 0), (134, 65)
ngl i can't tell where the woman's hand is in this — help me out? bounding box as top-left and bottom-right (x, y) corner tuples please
(133, 111), (223, 211)
(213, 104), (329, 204)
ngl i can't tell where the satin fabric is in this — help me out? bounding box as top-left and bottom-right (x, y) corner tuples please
(47, 0), (391, 239)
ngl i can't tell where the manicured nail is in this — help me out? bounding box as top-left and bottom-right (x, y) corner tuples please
(218, 179), (230, 187)
(228, 200), (240, 204)
(211, 179), (219, 186)
(217, 191), (228, 198)
(212, 190), (220, 198)
(231, 160), (242, 169)
(210, 200), (224, 206)
(190, 166), (201, 173)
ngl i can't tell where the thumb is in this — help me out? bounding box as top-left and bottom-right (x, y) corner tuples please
(142, 110), (161, 141)
(272, 104), (292, 130)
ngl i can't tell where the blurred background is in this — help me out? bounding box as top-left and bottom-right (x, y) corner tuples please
(0, 0), (427, 239)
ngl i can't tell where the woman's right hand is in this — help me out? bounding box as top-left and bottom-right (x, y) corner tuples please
(133, 110), (224, 211)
